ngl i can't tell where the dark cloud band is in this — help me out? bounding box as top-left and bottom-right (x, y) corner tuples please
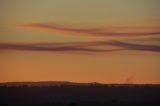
(0, 41), (160, 53)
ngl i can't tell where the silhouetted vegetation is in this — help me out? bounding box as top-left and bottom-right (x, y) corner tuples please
(68, 102), (77, 106)
(0, 82), (160, 106)
(0, 104), (8, 106)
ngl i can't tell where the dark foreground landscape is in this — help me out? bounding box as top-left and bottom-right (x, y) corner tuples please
(0, 81), (160, 106)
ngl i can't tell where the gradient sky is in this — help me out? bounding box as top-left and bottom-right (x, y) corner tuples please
(0, 0), (160, 84)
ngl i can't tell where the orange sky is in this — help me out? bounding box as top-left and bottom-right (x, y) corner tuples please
(0, 0), (160, 84)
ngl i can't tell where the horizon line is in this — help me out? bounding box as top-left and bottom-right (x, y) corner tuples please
(0, 81), (160, 85)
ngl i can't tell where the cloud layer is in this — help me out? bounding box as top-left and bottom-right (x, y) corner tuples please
(5, 22), (157, 54)
(0, 40), (160, 53)
(23, 23), (160, 36)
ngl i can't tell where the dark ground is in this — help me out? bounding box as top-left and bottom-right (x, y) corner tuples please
(0, 83), (160, 106)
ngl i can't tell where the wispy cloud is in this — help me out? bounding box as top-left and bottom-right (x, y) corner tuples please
(12, 22), (160, 54)
(129, 37), (160, 42)
(0, 40), (160, 53)
(22, 23), (160, 36)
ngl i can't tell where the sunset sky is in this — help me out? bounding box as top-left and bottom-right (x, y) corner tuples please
(0, 0), (160, 84)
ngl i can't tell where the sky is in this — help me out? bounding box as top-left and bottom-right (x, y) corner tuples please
(0, 0), (160, 84)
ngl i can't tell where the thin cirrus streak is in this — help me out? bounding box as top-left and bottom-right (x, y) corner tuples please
(0, 40), (160, 53)
(129, 37), (160, 42)
(22, 23), (160, 36)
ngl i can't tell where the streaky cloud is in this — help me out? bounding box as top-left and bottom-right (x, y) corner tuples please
(23, 23), (160, 36)
(0, 40), (160, 53)
(108, 41), (160, 52)
(0, 42), (121, 52)
(129, 37), (160, 42)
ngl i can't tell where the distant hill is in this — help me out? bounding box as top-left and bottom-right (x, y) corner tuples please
(0, 81), (159, 87)
(0, 81), (103, 87)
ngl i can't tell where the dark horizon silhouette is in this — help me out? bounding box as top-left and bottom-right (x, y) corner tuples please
(0, 81), (160, 106)
(0, 81), (160, 86)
